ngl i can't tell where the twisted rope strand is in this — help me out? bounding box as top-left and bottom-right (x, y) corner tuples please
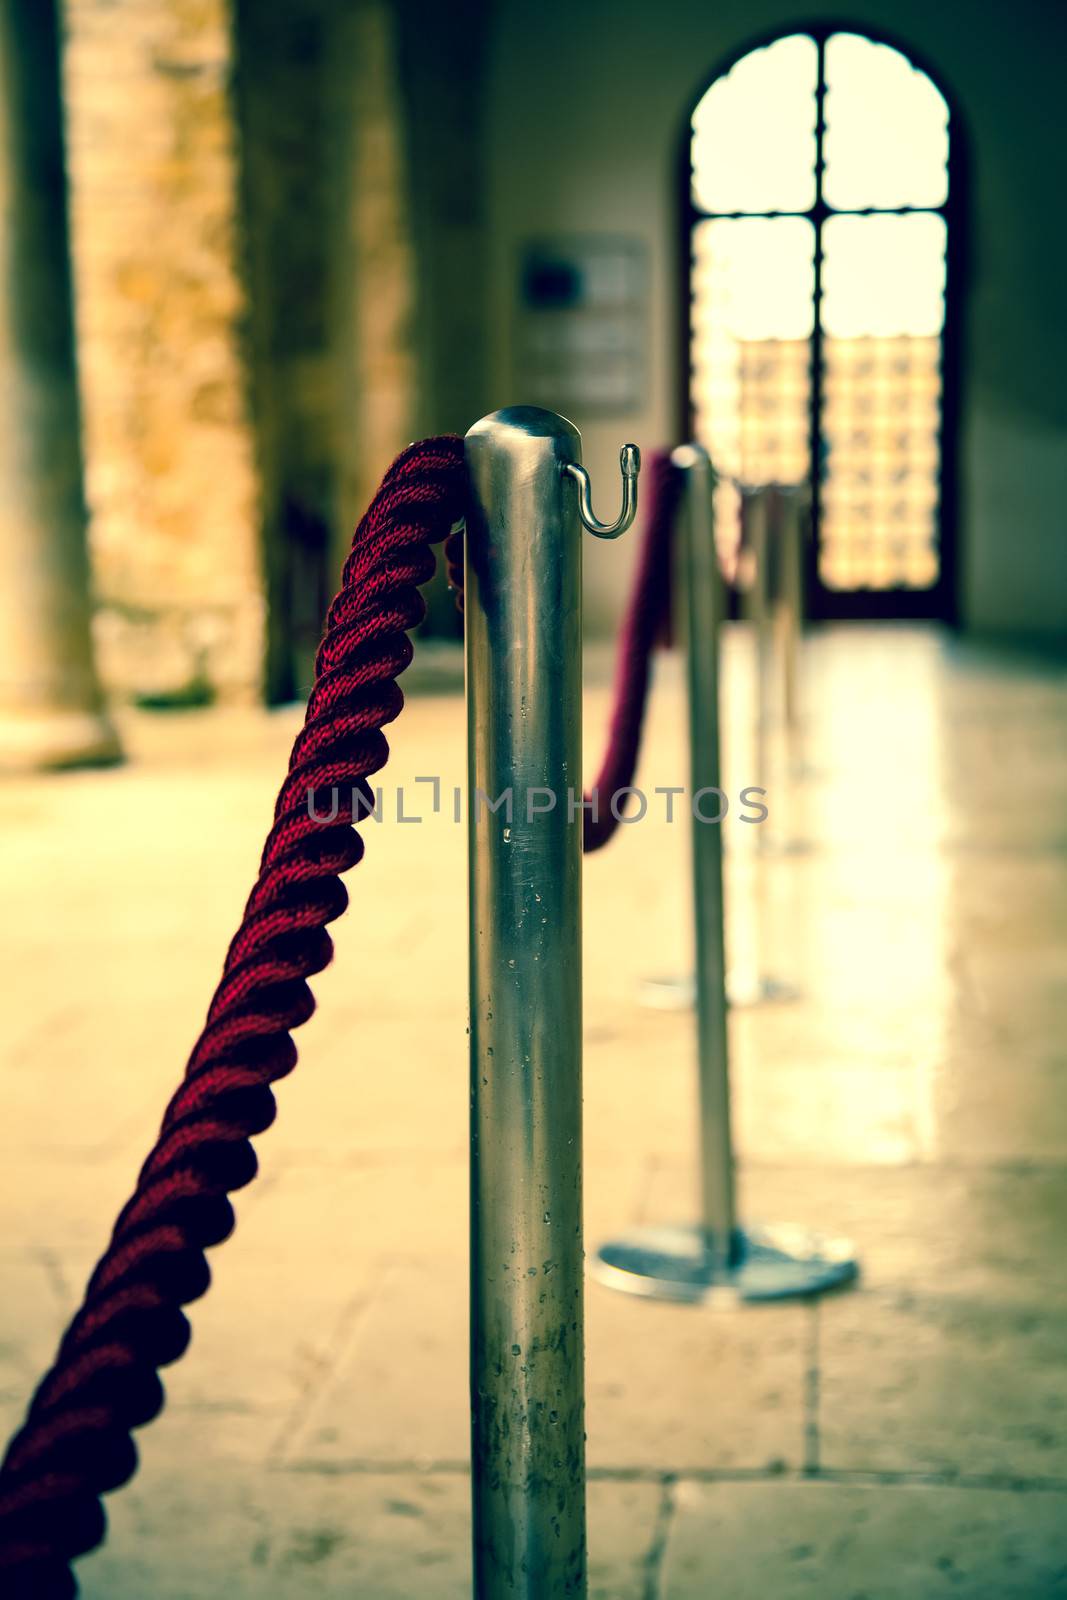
(0, 436), (467, 1600)
(582, 450), (683, 851)
(443, 449), (685, 854)
(0, 434), (683, 1596)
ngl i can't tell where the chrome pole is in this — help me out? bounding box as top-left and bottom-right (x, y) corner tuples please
(752, 483), (816, 859)
(766, 484), (815, 850)
(639, 477), (796, 1007)
(676, 446), (736, 1262)
(464, 406), (638, 1598)
(593, 447), (857, 1305)
(749, 485), (774, 829)
(780, 487), (802, 748)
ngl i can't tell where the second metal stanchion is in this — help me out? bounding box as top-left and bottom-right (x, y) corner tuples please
(593, 443), (858, 1304)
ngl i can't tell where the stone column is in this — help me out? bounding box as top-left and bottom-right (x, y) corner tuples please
(62, 0), (263, 708)
(0, 0), (119, 769)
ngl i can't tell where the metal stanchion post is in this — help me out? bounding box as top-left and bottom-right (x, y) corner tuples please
(676, 444), (735, 1262)
(751, 483), (813, 859)
(772, 484), (816, 847)
(640, 475), (798, 1011)
(593, 444), (857, 1304)
(735, 483), (809, 984)
(465, 407), (638, 1597)
(780, 483), (817, 790)
(749, 485), (775, 844)
(780, 487), (802, 754)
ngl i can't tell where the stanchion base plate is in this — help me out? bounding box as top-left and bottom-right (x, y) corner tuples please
(591, 1223), (858, 1305)
(637, 973), (800, 1011)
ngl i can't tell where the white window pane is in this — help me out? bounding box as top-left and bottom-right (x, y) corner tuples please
(694, 216), (815, 340)
(824, 33), (948, 211)
(692, 35), (818, 214)
(821, 214), (946, 338)
(691, 218), (812, 490)
(820, 333), (942, 592)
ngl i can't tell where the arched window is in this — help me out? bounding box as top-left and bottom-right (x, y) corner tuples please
(687, 30), (957, 617)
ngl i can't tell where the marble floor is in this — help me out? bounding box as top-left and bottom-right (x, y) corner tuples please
(1, 623), (1065, 1596)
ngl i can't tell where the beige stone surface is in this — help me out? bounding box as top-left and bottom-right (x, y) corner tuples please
(0, 1257), (70, 1445)
(80, 1469), (661, 1600)
(585, 1288), (809, 1473)
(660, 1480), (1067, 1599)
(1, 626), (1066, 1592)
(818, 1291), (1067, 1480)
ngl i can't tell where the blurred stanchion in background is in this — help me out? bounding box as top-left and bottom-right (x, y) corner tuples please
(642, 473), (802, 1011)
(742, 481), (814, 855)
(596, 444), (857, 1303)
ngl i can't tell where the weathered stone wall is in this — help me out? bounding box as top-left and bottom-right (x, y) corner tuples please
(53, 0), (488, 706)
(61, 0), (263, 704)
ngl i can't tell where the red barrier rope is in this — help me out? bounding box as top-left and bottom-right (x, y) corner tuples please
(0, 434), (683, 1597)
(582, 450), (683, 852)
(0, 437), (467, 1599)
(444, 450), (685, 853)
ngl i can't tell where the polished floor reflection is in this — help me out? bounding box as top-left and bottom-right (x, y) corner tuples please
(0, 624), (1064, 1596)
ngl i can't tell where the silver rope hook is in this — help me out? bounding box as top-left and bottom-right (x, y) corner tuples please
(563, 443), (641, 539)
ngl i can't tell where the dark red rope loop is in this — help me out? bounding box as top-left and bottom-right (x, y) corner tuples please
(444, 449), (685, 853)
(582, 450), (684, 852)
(0, 433), (683, 1597)
(0, 436), (467, 1600)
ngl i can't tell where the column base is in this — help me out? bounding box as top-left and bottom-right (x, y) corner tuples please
(0, 708), (122, 772)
